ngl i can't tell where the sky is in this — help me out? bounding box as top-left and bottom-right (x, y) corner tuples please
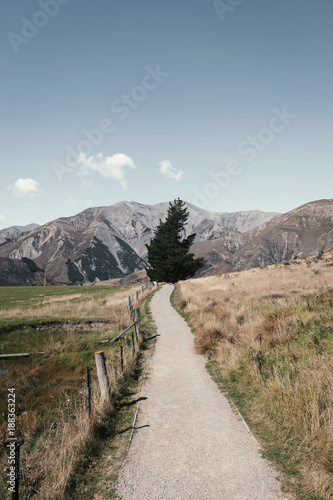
(0, 0), (332, 229)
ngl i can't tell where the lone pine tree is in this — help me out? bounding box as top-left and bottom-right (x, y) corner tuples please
(146, 199), (204, 283)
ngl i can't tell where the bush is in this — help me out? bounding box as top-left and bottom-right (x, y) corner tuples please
(66, 259), (84, 283)
(22, 257), (44, 273)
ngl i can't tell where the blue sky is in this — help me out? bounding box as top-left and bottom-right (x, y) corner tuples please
(1, 0), (332, 229)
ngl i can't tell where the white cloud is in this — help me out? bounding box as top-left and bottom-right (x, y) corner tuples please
(158, 159), (184, 181)
(0, 215), (5, 221)
(8, 178), (41, 198)
(77, 152), (136, 189)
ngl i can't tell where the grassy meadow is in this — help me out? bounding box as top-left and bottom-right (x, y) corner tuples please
(0, 282), (154, 498)
(174, 252), (333, 500)
(0, 284), (134, 326)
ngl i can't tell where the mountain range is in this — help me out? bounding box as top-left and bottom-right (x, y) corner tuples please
(0, 198), (331, 285)
(0, 223), (40, 244)
(0, 201), (278, 285)
(192, 199), (333, 275)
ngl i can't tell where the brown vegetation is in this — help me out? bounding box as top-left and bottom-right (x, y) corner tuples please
(174, 251), (333, 499)
(0, 284), (153, 498)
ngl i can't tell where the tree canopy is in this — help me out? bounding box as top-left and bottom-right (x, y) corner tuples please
(146, 199), (204, 283)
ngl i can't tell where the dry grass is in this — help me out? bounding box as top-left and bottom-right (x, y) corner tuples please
(176, 252), (333, 354)
(17, 336), (142, 499)
(0, 284), (152, 428)
(174, 251), (333, 499)
(0, 286), (146, 321)
(0, 283), (153, 498)
(19, 381), (100, 498)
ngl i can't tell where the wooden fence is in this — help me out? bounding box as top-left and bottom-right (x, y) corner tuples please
(1, 281), (157, 499)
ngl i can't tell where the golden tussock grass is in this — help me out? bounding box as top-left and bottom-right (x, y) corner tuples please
(174, 251), (333, 499)
(0, 283), (152, 498)
(18, 338), (141, 499)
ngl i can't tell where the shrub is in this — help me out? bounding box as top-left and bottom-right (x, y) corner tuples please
(22, 257), (44, 273)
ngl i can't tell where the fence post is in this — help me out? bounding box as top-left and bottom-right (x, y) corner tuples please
(94, 352), (111, 405)
(120, 345), (124, 372)
(132, 332), (135, 357)
(87, 367), (93, 417)
(127, 296), (131, 313)
(136, 308), (141, 331)
(135, 323), (139, 344)
(136, 291), (139, 301)
(11, 439), (24, 500)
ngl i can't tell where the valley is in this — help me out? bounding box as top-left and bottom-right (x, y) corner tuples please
(0, 198), (332, 287)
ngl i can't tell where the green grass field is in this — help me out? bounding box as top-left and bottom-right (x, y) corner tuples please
(0, 285), (130, 328)
(0, 285), (130, 307)
(0, 284), (137, 431)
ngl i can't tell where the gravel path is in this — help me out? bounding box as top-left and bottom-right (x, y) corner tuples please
(117, 285), (284, 500)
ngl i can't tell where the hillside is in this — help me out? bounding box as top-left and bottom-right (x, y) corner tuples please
(0, 257), (44, 286)
(0, 201), (277, 285)
(0, 223), (40, 246)
(174, 251), (333, 499)
(193, 199), (333, 275)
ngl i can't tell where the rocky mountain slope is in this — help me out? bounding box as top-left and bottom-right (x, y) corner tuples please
(0, 223), (40, 246)
(0, 201), (278, 285)
(193, 199), (333, 275)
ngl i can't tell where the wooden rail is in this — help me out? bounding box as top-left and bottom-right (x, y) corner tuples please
(0, 352), (44, 359)
(99, 319), (138, 344)
(1, 282), (155, 357)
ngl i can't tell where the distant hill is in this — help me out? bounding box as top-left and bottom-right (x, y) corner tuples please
(0, 201), (278, 285)
(95, 269), (149, 287)
(0, 257), (44, 286)
(0, 223), (40, 246)
(193, 199), (333, 275)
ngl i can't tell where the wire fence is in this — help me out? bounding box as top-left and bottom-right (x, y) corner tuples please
(1, 281), (157, 499)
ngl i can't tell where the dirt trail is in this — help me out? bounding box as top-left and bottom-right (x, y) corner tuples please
(117, 285), (284, 499)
